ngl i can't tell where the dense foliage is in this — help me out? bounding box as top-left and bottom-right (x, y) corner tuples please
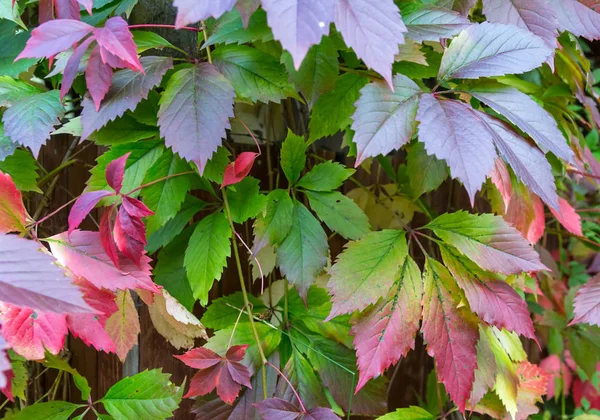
(1, 0), (600, 418)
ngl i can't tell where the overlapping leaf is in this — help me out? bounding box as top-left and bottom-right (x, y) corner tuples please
(403, 5), (471, 42)
(0, 172), (25, 234)
(173, 0), (236, 28)
(572, 273), (600, 326)
(104, 290), (139, 362)
(548, 0), (600, 41)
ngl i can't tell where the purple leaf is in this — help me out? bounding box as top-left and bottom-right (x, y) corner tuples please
(416, 95), (497, 204)
(60, 37), (95, 100)
(261, 0), (335, 69)
(467, 83), (574, 164)
(68, 190), (113, 233)
(81, 56), (173, 139)
(86, 46), (114, 111)
(173, 0), (237, 28)
(334, 0), (406, 88)
(304, 408), (340, 420)
(572, 273), (600, 326)
(478, 112), (560, 210)
(54, 0), (81, 20)
(0, 234), (91, 313)
(236, 0), (260, 28)
(438, 22), (553, 81)
(157, 63), (235, 174)
(352, 74), (421, 165)
(94, 17), (143, 72)
(403, 6), (471, 42)
(105, 153), (130, 194)
(437, 0), (477, 15)
(254, 398), (301, 420)
(16, 19), (94, 60)
(548, 0), (600, 41)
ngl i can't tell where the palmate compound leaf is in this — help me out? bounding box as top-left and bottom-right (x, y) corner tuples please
(81, 56), (173, 140)
(326, 229), (408, 319)
(421, 258), (479, 412)
(100, 369), (183, 419)
(440, 246), (537, 341)
(571, 273), (600, 326)
(0, 235), (90, 313)
(157, 63), (235, 174)
(334, 0), (406, 88)
(547, 0), (600, 41)
(261, 0), (335, 69)
(427, 211), (547, 275)
(402, 5), (471, 43)
(437, 22), (554, 82)
(416, 95), (497, 204)
(351, 255), (422, 391)
(352, 74), (421, 165)
(0, 172), (26, 234)
(173, 0), (236, 28)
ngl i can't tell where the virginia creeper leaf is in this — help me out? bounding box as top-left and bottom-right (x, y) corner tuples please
(5, 401), (82, 420)
(280, 129), (307, 184)
(225, 177), (267, 224)
(221, 152), (259, 188)
(0, 172), (26, 234)
(104, 290), (139, 362)
(304, 190), (370, 240)
(114, 204), (147, 266)
(326, 230), (408, 319)
(93, 17), (142, 72)
(68, 190), (113, 234)
(407, 142), (448, 198)
(572, 273), (600, 326)
(254, 398), (339, 420)
(403, 5), (471, 42)
(173, 0), (236, 28)
(236, 0), (260, 27)
(0, 21), (37, 78)
(256, 189), (294, 248)
(352, 74), (421, 165)
(0, 150), (39, 193)
(548, 0), (600, 41)
(157, 63), (235, 173)
(16, 19), (93, 59)
(86, 46), (114, 111)
(297, 161), (354, 192)
(503, 183), (545, 244)
(438, 0), (477, 15)
(0, 77), (40, 107)
(105, 152), (129, 193)
(60, 37), (94, 100)
(205, 9), (273, 47)
(378, 407), (434, 420)
(550, 197), (583, 236)
(277, 349), (328, 409)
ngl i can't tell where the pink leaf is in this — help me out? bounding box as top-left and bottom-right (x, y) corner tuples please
(100, 207), (120, 268)
(490, 158), (512, 212)
(93, 17), (143, 72)
(68, 190), (113, 234)
(76, 0), (93, 14)
(48, 230), (160, 294)
(550, 198), (583, 236)
(173, 0), (236, 28)
(104, 290), (139, 361)
(0, 235), (91, 313)
(539, 355), (572, 399)
(60, 37), (94, 100)
(54, 0), (81, 20)
(221, 152), (258, 188)
(86, 46), (114, 111)
(571, 273), (600, 326)
(0, 304), (67, 360)
(121, 196), (154, 218)
(503, 186), (545, 244)
(105, 152), (130, 193)
(334, 0), (406, 88)
(0, 172), (26, 234)
(16, 19), (94, 60)
(114, 206), (146, 266)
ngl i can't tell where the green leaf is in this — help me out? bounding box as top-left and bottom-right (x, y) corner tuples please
(8, 350), (26, 400)
(567, 328), (600, 379)
(203, 146), (231, 185)
(146, 195), (206, 254)
(257, 189), (294, 247)
(201, 292), (267, 330)
(326, 230), (408, 317)
(277, 201), (328, 300)
(132, 31), (176, 53)
(100, 369), (183, 420)
(142, 150), (193, 234)
(0, 20), (36, 77)
(153, 227), (197, 311)
(281, 37), (339, 106)
(0, 76), (40, 107)
(297, 161), (354, 192)
(407, 142), (448, 198)
(205, 9), (273, 47)
(43, 353), (91, 400)
(87, 114), (158, 145)
(0, 0), (25, 28)
(281, 349), (329, 408)
(184, 212), (232, 305)
(308, 73), (368, 143)
(212, 44), (299, 104)
(6, 402), (83, 420)
(280, 129), (306, 184)
(305, 190), (370, 240)
(0, 149), (40, 192)
(0, 126), (16, 161)
(226, 176), (267, 223)
(378, 406), (434, 420)
(52, 117), (83, 137)
(87, 140), (165, 199)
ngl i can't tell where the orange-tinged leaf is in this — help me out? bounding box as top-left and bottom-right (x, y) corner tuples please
(0, 172), (26, 234)
(550, 198), (583, 236)
(104, 290), (139, 362)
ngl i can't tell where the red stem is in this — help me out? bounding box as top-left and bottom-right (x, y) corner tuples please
(265, 361), (307, 413)
(128, 24), (202, 32)
(236, 118), (262, 156)
(568, 169), (600, 180)
(124, 171), (196, 196)
(33, 196), (78, 227)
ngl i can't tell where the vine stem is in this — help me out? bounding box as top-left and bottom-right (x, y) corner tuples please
(223, 190), (268, 399)
(234, 231), (265, 295)
(124, 171), (196, 195)
(236, 117), (262, 156)
(567, 169), (600, 180)
(33, 196), (78, 227)
(127, 23), (201, 32)
(202, 20), (212, 64)
(266, 361), (307, 413)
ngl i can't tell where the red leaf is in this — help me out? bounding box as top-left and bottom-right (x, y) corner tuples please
(100, 207), (120, 268)
(86, 46), (114, 111)
(175, 345), (252, 404)
(539, 355), (572, 399)
(68, 190), (113, 234)
(105, 152), (130, 193)
(16, 19), (94, 60)
(0, 172), (26, 234)
(54, 0), (81, 20)
(504, 187), (545, 244)
(93, 17), (143, 72)
(60, 37), (94, 100)
(512, 361), (550, 420)
(121, 196), (154, 218)
(550, 198), (583, 236)
(0, 304), (67, 360)
(114, 206), (146, 266)
(221, 152), (258, 188)
(48, 230), (160, 294)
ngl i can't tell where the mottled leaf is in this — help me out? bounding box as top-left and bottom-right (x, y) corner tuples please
(104, 290), (139, 362)
(0, 172), (26, 234)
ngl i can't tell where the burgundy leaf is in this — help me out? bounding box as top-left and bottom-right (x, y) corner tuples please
(86, 46), (114, 111)
(173, 0), (236, 28)
(352, 74), (421, 165)
(550, 198), (583, 236)
(254, 398), (301, 419)
(0, 172), (27, 234)
(221, 152), (258, 188)
(100, 207), (120, 267)
(81, 56), (173, 139)
(39, 0), (54, 24)
(334, 0), (406, 88)
(54, 0), (81, 20)
(121, 196), (154, 218)
(262, 0), (335, 69)
(68, 190), (113, 234)
(572, 273), (600, 326)
(236, 0), (260, 28)
(441, 247), (537, 342)
(105, 153), (130, 193)
(93, 17), (142, 72)
(157, 63), (235, 173)
(175, 345), (252, 404)
(548, 0), (600, 41)
(114, 206), (146, 266)
(0, 235), (91, 313)
(60, 37), (94, 100)
(16, 19), (94, 60)
(48, 230), (160, 293)
(304, 408), (340, 420)
(352, 256), (422, 391)
(416, 95), (497, 204)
